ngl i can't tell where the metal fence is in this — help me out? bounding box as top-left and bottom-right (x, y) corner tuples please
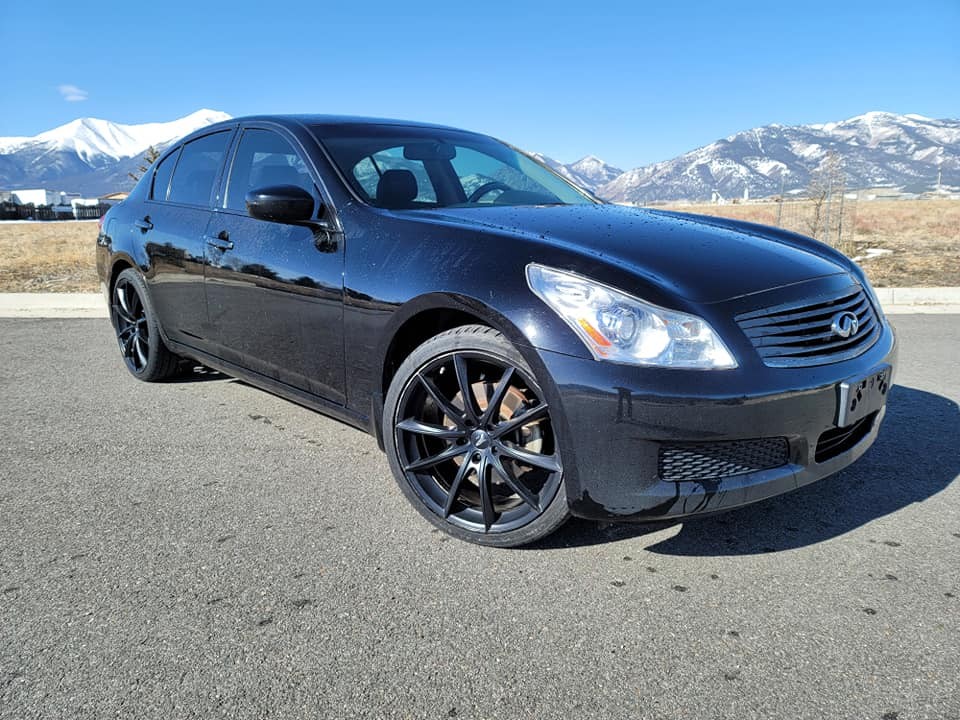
(659, 190), (860, 257)
(773, 194), (858, 254)
(0, 202), (110, 221)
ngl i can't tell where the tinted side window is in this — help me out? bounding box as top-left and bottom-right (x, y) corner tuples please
(351, 157), (379, 199)
(150, 149), (179, 201)
(225, 129), (313, 212)
(167, 131), (231, 207)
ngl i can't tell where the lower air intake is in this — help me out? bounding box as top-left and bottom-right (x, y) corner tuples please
(659, 438), (790, 482)
(815, 412), (877, 463)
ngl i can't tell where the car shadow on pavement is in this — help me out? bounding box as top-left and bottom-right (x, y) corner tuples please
(174, 364), (230, 383)
(535, 385), (960, 553)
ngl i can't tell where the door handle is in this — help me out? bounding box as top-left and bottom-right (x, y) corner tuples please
(134, 216), (153, 232)
(205, 230), (233, 251)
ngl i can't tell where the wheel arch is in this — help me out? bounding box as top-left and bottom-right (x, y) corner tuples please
(107, 254), (138, 297)
(106, 255), (178, 351)
(372, 292), (554, 448)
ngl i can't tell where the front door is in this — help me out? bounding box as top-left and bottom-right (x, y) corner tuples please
(203, 127), (345, 403)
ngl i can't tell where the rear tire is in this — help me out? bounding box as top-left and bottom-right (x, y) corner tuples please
(384, 324), (570, 547)
(110, 268), (181, 382)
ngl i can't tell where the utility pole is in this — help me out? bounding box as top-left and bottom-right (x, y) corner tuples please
(836, 188), (845, 247)
(823, 174), (833, 243)
(776, 175), (785, 226)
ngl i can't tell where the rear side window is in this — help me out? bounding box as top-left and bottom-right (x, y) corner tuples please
(167, 131), (231, 207)
(150, 149), (178, 201)
(224, 129), (313, 212)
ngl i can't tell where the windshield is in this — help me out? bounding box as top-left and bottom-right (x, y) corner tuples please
(313, 124), (596, 210)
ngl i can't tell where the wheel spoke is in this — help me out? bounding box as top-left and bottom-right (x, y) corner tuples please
(442, 459), (472, 518)
(418, 373), (465, 428)
(396, 418), (464, 440)
(480, 366), (515, 426)
(134, 337), (148, 368)
(476, 456), (496, 531)
(121, 332), (136, 358)
(490, 402), (549, 439)
(112, 303), (136, 325)
(125, 284), (138, 317)
(116, 284), (131, 315)
(453, 354), (479, 423)
(117, 325), (136, 341)
(403, 443), (469, 472)
(496, 442), (561, 473)
(490, 452), (540, 511)
(130, 289), (143, 317)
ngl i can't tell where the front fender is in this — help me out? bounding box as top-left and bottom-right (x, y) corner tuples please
(367, 290), (578, 458)
(375, 291), (536, 364)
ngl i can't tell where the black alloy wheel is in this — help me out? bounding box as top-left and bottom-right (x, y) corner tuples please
(113, 275), (150, 373)
(110, 268), (181, 381)
(385, 325), (569, 546)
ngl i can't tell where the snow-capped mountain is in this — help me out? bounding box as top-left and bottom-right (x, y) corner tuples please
(599, 112), (960, 203)
(0, 109), (231, 195)
(528, 152), (623, 194)
(2, 109), (956, 202)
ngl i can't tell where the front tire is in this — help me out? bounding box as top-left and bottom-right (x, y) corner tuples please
(384, 325), (570, 547)
(110, 268), (181, 382)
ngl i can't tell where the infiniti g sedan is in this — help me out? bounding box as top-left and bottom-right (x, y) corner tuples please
(96, 115), (896, 546)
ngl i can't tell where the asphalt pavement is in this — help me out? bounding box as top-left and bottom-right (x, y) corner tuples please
(1, 316), (958, 719)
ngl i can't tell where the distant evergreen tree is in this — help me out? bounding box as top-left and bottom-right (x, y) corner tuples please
(128, 146), (161, 182)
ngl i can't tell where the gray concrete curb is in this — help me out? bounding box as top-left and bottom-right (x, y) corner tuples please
(0, 293), (108, 318)
(872, 287), (960, 307)
(0, 290), (958, 318)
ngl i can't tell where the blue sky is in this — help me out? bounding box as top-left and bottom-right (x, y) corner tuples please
(1, 0), (957, 169)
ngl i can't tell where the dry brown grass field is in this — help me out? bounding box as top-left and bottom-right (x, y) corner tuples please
(661, 199), (960, 287)
(0, 199), (957, 292)
(0, 220), (98, 292)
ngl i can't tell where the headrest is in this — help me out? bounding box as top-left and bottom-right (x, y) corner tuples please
(376, 169), (418, 208)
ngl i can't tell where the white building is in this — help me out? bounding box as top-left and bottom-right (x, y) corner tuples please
(8, 189), (66, 206)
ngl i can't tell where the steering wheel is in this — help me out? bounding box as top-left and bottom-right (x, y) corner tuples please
(467, 181), (511, 203)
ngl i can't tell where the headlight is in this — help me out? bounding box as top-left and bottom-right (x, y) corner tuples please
(526, 264), (737, 369)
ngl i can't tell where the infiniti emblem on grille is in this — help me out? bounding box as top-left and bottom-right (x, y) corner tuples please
(831, 311), (860, 339)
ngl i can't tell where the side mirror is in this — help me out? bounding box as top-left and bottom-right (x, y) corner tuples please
(245, 185), (316, 224)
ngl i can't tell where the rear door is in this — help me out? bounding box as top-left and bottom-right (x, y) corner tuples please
(203, 125), (345, 403)
(141, 129), (234, 348)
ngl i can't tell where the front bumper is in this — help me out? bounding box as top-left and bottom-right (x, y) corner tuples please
(535, 321), (898, 522)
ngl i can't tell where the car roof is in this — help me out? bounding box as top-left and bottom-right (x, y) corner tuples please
(205, 114), (466, 134)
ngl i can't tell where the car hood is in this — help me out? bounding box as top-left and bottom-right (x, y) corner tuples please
(403, 204), (850, 304)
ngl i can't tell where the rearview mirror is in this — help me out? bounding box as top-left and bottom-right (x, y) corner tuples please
(403, 142), (456, 161)
(245, 185), (316, 224)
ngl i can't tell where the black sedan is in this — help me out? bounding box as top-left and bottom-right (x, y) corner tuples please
(96, 115), (897, 546)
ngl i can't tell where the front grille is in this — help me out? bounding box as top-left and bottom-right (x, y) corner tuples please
(735, 285), (880, 368)
(815, 412), (876, 463)
(659, 438), (789, 482)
